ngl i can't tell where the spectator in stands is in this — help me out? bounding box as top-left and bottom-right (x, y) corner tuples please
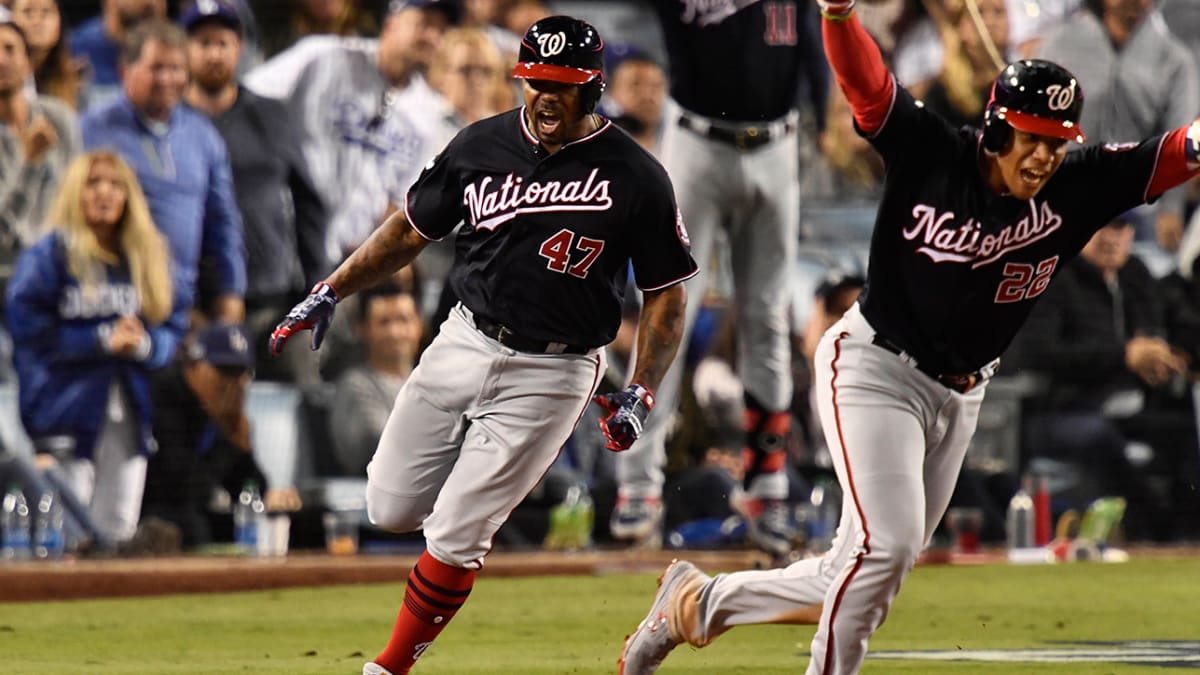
(1006, 212), (1198, 541)
(1038, 0), (1199, 252)
(427, 26), (509, 127)
(0, 19), (79, 288)
(6, 150), (186, 545)
(252, 0), (379, 59)
(244, 0), (457, 267)
(11, 0), (79, 109)
(500, 0), (548, 38)
(461, 0), (519, 57)
(183, 0), (329, 386)
(921, 0), (1009, 130)
(68, 0), (165, 111)
(141, 322), (281, 549)
(330, 281), (423, 476)
(800, 84), (884, 207)
(82, 19), (246, 325)
(601, 47), (666, 155)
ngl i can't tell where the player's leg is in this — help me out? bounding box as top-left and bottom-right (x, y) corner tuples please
(364, 308), (504, 675)
(921, 387), (986, 546)
(368, 308), (605, 674)
(729, 136), (801, 557)
(804, 325), (937, 675)
(612, 109), (729, 545)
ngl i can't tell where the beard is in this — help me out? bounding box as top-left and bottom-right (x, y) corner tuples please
(192, 66), (233, 93)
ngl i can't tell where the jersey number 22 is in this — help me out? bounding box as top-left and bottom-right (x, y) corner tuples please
(994, 256), (1059, 303)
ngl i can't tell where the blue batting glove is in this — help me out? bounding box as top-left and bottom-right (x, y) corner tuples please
(592, 383), (655, 452)
(269, 282), (340, 356)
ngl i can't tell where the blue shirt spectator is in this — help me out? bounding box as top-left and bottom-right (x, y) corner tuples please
(81, 19), (245, 322)
(67, 0), (166, 111)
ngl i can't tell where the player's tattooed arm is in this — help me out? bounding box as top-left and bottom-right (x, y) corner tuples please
(326, 209), (430, 298)
(629, 284), (688, 392)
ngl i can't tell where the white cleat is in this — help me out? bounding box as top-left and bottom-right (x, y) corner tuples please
(362, 662), (394, 675)
(619, 559), (710, 675)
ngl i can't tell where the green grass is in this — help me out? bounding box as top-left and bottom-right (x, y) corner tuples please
(1, 557), (1198, 673)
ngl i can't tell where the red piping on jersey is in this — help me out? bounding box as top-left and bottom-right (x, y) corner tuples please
(822, 331), (871, 674)
(821, 15), (894, 136)
(1146, 127), (1198, 202)
(640, 265), (699, 292)
(480, 351), (604, 563)
(518, 106), (613, 148)
(404, 192), (443, 242)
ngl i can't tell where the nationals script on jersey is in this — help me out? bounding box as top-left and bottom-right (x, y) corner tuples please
(859, 85), (1171, 374)
(405, 108), (698, 347)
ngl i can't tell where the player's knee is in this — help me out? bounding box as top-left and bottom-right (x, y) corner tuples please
(365, 483), (425, 533)
(869, 529), (923, 574)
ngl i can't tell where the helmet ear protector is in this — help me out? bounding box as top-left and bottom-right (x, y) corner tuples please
(512, 15), (606, 114)
(981, 60), (1086, 154)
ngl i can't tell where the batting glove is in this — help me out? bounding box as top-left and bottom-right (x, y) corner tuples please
(593, 384), (655, 452)
(816, 0), (855, 19)
(269, 282), (340, 356)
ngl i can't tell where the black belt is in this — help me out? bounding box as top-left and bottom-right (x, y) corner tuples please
(473, 315), (589, 355)
(870, 335), (996, 394)
(677, 113), (795, 151)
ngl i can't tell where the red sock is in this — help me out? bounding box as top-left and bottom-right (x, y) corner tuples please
(373, 551), (476, 674)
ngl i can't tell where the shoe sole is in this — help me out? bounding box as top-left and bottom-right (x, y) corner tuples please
(618, 559), (695, 675)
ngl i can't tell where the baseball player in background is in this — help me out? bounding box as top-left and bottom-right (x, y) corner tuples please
(610, 0), (827, 556)
(618, 0), (1200, 672)
(270, 15), (697, 675)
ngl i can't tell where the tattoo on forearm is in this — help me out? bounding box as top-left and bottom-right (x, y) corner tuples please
(632, 287), (687, 392)
(329, 214), (427, 297)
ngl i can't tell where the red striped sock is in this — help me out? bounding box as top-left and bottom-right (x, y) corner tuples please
(373, 551), (476, 674)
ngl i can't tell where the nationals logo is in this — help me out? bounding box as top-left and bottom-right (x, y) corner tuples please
(680, 0), (763, 26)
(537, 31), (566, 57)
(1044, 83), (1076, 111)
(902, 201), (1064, 268)
(463, 168), (614, 231)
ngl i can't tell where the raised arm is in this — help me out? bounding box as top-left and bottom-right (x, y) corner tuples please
(817, 0), (894, 135)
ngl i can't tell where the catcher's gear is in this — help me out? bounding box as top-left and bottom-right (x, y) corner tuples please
(269, 281), (340, 355)
(593, 383), (654, 452)
(512, 15), (606, 113)
(982, 59), (1086, 153)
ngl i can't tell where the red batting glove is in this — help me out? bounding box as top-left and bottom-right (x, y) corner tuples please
(592, 383), (655, 452)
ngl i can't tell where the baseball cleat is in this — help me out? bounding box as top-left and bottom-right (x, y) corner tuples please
(619, 559), (711, 674)
(362, 662), (394, 675)
(746, 500), (800, 559)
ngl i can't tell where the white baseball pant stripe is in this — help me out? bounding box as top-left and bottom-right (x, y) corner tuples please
(617, 101), (799, 499)
(686, 304), (985, 673)
(365, 304), (605, 568)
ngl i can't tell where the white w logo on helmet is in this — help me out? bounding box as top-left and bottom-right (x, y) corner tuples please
(1045, 84), (1075, 111)
(537, 32), (567, 58)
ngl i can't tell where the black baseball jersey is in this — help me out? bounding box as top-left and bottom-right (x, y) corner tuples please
(859, 84), (1167, 374)
(654, 0), (822, 122)
(405, 109), (698, 347)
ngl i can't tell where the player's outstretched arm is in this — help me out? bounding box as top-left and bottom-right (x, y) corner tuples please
(269, 210), (429, 355)
(592, 283), (687, 451)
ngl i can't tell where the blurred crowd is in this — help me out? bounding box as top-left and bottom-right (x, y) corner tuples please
(0, 0), (1197, 558)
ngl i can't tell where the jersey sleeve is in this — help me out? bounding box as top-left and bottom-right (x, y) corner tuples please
(1065, 135), (1172, 226)
(403, 132), (465, 241)
(859, 84), (958, 165)
(628, 166), (699, 291)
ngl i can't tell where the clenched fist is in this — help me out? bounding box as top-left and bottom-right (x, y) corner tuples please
(592, 383), (655, 452)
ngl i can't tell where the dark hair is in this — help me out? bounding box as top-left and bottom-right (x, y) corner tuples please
(120, 18), (187, 65)
(0, 21), (32, 60)
(357, 280), (413, 323)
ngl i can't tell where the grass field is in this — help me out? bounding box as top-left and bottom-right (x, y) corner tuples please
(2, 557), (1198, 674)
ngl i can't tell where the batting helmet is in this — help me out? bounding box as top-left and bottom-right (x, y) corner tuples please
(512, 15), (605, 113)
(981, 59), (1086, 153)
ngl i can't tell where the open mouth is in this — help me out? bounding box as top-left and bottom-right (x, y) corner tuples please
(1019, 168), (1047, 189)
(535, 109), (562, 136)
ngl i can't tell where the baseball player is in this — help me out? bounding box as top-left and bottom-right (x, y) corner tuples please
(618, 0), (1200, 672)
(611, 0), (827, 555)
(269, 16), (697, 675)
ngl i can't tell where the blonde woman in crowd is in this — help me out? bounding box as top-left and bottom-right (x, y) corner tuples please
(428, 26), (510, 126)
(6, 151), (186, 545)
